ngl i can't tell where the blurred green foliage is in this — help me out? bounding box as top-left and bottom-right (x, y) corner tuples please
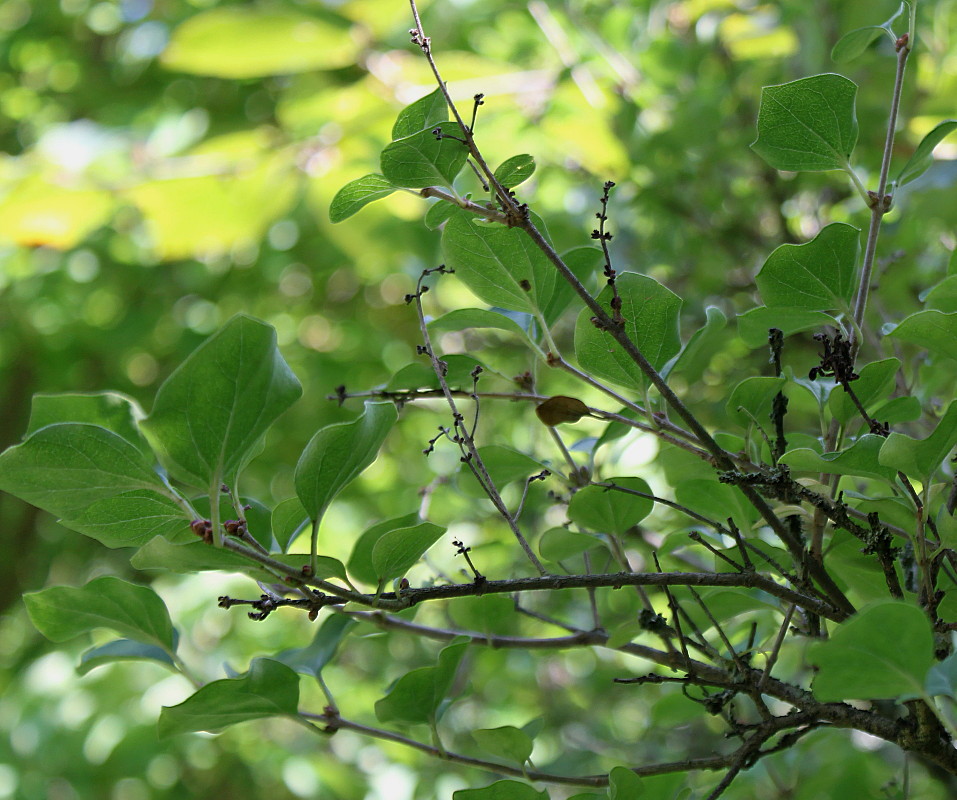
(1, 0), (956, 798)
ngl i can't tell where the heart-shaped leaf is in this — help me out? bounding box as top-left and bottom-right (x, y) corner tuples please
(751, 74), (859, 172)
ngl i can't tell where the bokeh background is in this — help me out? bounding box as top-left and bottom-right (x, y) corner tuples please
(1, 0), (956, 798)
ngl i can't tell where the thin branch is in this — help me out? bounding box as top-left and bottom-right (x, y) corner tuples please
(410, 268), (547, 575)
(850, 36), (912, 348)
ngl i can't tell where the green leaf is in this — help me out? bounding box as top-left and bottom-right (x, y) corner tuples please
(64, 490), (191, 549)
(568, 477), (654, 535)
(924, 275), (957, 313)
(427, 308), (535, 347)
(459, 445), (545, 498)
(539, 246), (602, 326)
(386, 354), (488, 392)
(725, 376), (786, 429)
(0, 422), (173, 520)
(897, 120), (957, 187)
(827, 358), (900, 425)
(493, 155), (536, 188)
(574, 273), (681, 391)
(886, 310), (957, 361)
(158, 658), (300, 737)
(26, 392), (150, 457)
(780, 435), (896, 482)
(77, 638), (178, 676)
(873, 395), (921, 425)
(538, 527), (605, 564)
(609, 766), (643, 800)
(276, 614), (357, 678)
(808, 601), (934, 701)
(751, 74), (859, 172)
(442, 210), (556, 315)
(472, 726), (534, 765)
(295, 401), (397, 522)
(673, 479), (756, 532)
(424, 199), (457, 230)
(392, 88), (449, 140)
(380, 123), (469, 190)
(454, 781), (548, 800)
(831, 26), (890, 63)
(348, 513), (421, 586)
(755, 223), (859, 311)
(272, 496), (309, 553)
(131, 535), (348, 583)
(662, 305), (727, 382)
(141, 315), (302, 488)
(329, 174), (396, 223)
(879, 401), (957, 479)
(162, 8), (356, 78)
(926, 651), (957, 698)
(736, 307), (837, 348)
(371, 522), (446, 583)
(24, 576), (175, 651)
(375, 638), (468, 725)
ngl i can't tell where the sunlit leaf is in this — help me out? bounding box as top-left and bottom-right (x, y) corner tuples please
(380, 123), (469, 189)
(392, 88), (449, 139)
(493, 155), (536, 188)
(0, 178), (113, 249)
(26, 392), (150, 457)
(163, 8), (356, 78)
(330, 174), (396, 223)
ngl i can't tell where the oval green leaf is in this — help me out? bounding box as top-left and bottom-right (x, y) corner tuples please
(371, 522), (446, 583)
(24, 576), (175, 652)
(568, 477), (653, 535)
(158, 658), (300, 737)
(295, 401), (397, 522)
(574, 273), (681, 391)
(330, 174), (396, 223)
